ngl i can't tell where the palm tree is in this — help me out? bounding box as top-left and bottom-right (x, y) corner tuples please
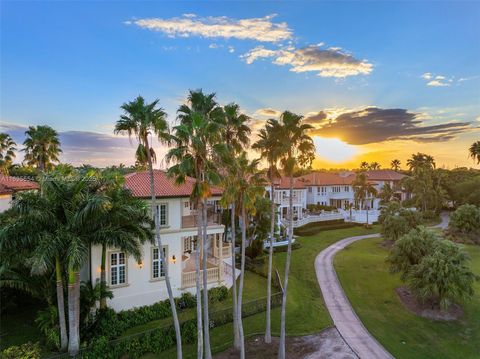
(352, 172), (378, 224)
(252, 118), (282, 344)
(114, 96), (183, 359)
(407, 152), (435, 172)
(276, 111), (315, 359)
(360, 161), (369, 170)
(369, 162), (381, 170)
(167, 90), (224, 359)
(86, 171), (154, 309)
(23, 125), (62, 171)
(0, 133), (16, 174)
(234, 153), (265, 359)
(469, 141), (480, 164)
(379, 182), (396, 205)
(391, 159), (401, 171)
(222, 103), (251, 153)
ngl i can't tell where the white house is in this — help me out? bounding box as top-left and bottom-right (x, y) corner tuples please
(83, 170), (232, 311)
(269, 170), (408, 225)
(0, 175), (39, 213)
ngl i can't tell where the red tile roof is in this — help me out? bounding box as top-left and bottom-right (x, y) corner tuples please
(0, 175), (39, 194)
(124, 170), (223, 198)
(299, 172), (356, 186)
(272, 176), (308, 189)
(365, 170), (406, 181)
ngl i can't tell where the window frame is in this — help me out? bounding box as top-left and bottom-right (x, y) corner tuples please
(109, 251), (127, 287)
(155, 203), (169, 227)
(151, 246), (168, 281)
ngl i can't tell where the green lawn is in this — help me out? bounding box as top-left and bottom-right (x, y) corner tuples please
(140, 224), (381, 358)
(335, 237), (480, 359)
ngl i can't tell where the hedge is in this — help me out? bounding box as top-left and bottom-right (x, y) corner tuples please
(46, 292), (283, 359)
(294, 220), (357, 236)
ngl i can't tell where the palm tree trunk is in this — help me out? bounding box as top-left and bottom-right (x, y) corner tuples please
(196, 203), (204, 359)
(55, 257), (68, 351)
(265, 174), (275, 343)
(202, 198), (212, 359)
(237, 202), (247, 359)
(100, 244), (107, 309)
(67, 270), (80, 356)
(145, 137), (182, 359)
(278, 174), (294, 359)
(230, 202), (240, 349)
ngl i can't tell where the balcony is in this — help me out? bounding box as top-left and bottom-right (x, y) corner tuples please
(181, 212), (221, 228)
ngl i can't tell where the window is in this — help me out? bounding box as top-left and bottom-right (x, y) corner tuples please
(308, 187), (312, 193)
(155, 204), (168, 226)
(152, 246), (167, 279)
(110, 252), (126, 286)
(344, 186), (349, 192)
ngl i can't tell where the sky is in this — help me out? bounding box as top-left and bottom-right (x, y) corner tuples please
(1, 1), (479, 169)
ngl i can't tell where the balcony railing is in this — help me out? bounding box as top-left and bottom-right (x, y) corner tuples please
(182, 267), (221, 288)
(181, 213), (221, 228)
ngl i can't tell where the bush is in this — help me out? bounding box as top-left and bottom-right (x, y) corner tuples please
(35, 306), (60, 350)
(272, 241), (302, 252)
(294, 220), (355, 236)
(307, 204), (337, 212)
(1, 342), (41, 359)
(448, 204), (480, 244)
(208, 286), (228, 303)
(175, 292), (196, 310)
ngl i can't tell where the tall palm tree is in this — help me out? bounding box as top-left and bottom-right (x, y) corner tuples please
(469, 141), (480, 164)
(167, 90), (224, 359)
(360, 161), (369, 170)
(86, 171), (154, 309)
(352, 172), (378, 223)
(391, 159), (401, 171)
(233, 153), (265, 359)
(252, 118), (282, 344)
(219, 102), (250, 350)
(22, 125), (62, 171)
(277, 111), (315, 359)
(0, 133), (16, 174)
(114, 96), (183, 359)
(369, 161), (381, 170)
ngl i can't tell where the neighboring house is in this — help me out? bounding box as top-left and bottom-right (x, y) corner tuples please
(84, 170), (232, 311)
(269, 170), (408, 224)
(0, 175), (39, 212)
(266, 176), (308, 221)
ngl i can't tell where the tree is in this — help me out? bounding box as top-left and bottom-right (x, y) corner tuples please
(222, 103), (251, 153)
(23, 125), (62, 171)
(406, 152), (435, 172)
(369, 162), (381, 170)
(379, 182), (395, 205)
(234, 153), (265, 359)
(276, 111), (315, 359)
(469, 141), (480, 164)
(448, 204), (480, 242)
(114, 96), (183, 359)
(381, 215), (409, 242)
(252, 118), (282, 344)
(167, 90), (224, 359)
(352, 172), (378, 223)
(360, 161), (369, 170)
(86, 171), (154, 309)
(391, 159), (401, 171)
(387, 226), (439, 280)
(408, 240), (477, 310)
(0, 133), (16, 174)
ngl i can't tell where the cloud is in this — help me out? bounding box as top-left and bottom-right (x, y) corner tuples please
(422, 72), (453, 87)
(0, 122), (168, 167)
(254, 108), (281, 117)
(303, 111), (328, 124)
(242, 44), (373, 78)
(427, 79), (450, 87)
(129, 14), (292, 42)
(305, 107), (474, 145)
(228, 45), (235, 53)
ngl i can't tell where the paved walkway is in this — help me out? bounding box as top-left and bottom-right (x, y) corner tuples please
(314, 212), (450, 359)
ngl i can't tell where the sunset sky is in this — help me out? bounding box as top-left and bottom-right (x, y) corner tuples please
(1, 1), (479, 169)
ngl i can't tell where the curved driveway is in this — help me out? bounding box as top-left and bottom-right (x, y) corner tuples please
(314, 212), (450, 359)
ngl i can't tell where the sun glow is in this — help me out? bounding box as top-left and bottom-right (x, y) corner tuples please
(313, 136), (360, 163)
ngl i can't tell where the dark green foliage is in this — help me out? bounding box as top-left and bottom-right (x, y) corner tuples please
(380, 203), (422, 242)
(1, 342), (41, 359)
(306, 204), (337, 212)
(34, 306), (60, 350)
(294, 219), (355, 236)
(272, 241), (302, 252)
(448, 204), (480, 244)
(174, 292), (196, 310)
(207, 286), (228, 303)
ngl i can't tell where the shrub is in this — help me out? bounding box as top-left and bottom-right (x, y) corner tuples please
(208, 286), (228, 303)
(450, 204), (480, 234)
(380, 203), (422, 242)
(294, 221), (355, 236)
(34, 306), (60, 350)
(175, 292), (196, 310)
(1, 342), (41, 359)
(408, 240), (478, 310)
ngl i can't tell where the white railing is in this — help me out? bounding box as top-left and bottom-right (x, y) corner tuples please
(182, 267), (221, 288)
(282, 211), (344, 228)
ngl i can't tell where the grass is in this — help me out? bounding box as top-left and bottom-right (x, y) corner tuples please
(139, 224), (381, 358)
(335, 236), (480, 359)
